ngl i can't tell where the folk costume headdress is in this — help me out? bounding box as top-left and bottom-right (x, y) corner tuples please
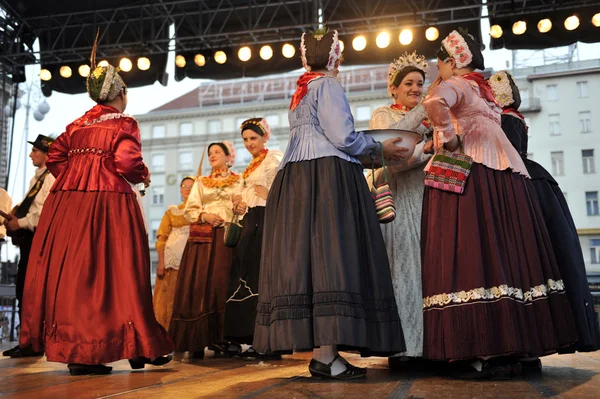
(489, 70), (522, 110)
(436, 27), (485, 70)
(86, 30), (127, 103)
(291, 26), (342, 111)
(240, 117), (271, 142)
(387, 51), (429, 97)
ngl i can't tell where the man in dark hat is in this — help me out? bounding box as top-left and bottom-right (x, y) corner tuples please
(2, 134), (55, 358)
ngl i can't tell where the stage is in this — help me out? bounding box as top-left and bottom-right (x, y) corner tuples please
(1, 343), (600, 398)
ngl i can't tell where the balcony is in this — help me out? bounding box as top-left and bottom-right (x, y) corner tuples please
(520, 97), (542, 113)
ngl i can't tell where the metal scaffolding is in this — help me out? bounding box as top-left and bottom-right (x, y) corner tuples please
(2, 0), (600, 67)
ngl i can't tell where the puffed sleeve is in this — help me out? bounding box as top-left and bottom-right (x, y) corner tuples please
(423, 77), (470, 146)
(155, 209), (173, 251)
(184, 180), (205, 223)
(264, 150), (283, 189)
(112, 118), (149, 184)
(46, 130), (71, 178)
(316, 78), (380, 157)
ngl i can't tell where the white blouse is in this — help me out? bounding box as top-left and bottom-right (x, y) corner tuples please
(239, 150), (283, 219)
(185, 176), (242, 224)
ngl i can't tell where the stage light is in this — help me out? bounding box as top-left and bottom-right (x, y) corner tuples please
(399, 29), (413, 45)
(352, 35), (367, 51)
(376, 31), (391, 49)
(564, 15), (580, 31)
(537, 19), (552, 33)
(194, 54), (206, 67)
(119, 58), (133, 72)
(78, 64), (90, 77)
(339, 40), (345, 52)
(593, 13), (600, 27)
(425, 27), (439, 41)
(137, 57), (151, 71)
(282, 43), (296, 58)
(490, 24), (503, 38)
(214, 51), (227, 64)
(512, 21), (527, 35)
(238, 47), (251, 62)
(98, 60), (109, 67)
(175, 55), (187, 68)
(59, 66), (72, 78)
(260, 45), (273, 60)
(40, 69), (52, 81)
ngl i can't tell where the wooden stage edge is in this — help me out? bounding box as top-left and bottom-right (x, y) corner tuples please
(1, 342), (600, 398)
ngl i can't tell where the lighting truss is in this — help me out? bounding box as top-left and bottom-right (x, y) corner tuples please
(2, 0), (600, 67)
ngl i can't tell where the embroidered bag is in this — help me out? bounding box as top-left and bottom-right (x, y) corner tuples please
(424, 139), (473, 194)
(223, 214), (242, 248)
(371, 145), (396, 224)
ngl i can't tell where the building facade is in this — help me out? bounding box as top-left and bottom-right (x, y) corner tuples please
(136, 60), (600, 283)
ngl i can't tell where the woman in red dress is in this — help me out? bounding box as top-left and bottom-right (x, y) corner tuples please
(18, 55), (174, 375)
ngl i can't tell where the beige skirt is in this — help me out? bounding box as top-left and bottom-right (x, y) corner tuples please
(153, 268), (179, 331)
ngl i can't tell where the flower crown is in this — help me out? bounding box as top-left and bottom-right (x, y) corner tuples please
(489, 71), (515, 108)
(441, 30), (473, 69)
(387, 51), (428, 97)
(240, 118), (271, 141)
(223, 140), (236, 167)
(300, 26), (341, 72)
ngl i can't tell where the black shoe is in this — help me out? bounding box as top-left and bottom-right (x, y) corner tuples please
(2, 345), (20, 357)
(520, 358), (542, 374)
(308, 355), (367, 380)
(450, 359), (512, 380)
(9, 345), (44, 358)
(129, 355), (173, 369)
(240, 347), (282, 361)
(68, 364), (112, 376)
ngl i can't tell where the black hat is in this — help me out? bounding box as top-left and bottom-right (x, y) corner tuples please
(28, 134), (55, 153)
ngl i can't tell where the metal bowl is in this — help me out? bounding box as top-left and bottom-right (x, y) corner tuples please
(363, 128), (428, 169)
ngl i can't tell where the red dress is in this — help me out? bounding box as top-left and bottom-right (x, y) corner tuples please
(19, 104), (174, 364)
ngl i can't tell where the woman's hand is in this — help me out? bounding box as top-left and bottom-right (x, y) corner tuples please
(381, 138), (410, 161)
(143, 172), (152, 188)
(254, 185), (269, 200)
(423, 141), (434, 154)
(202, 213), (224, 227)
(232, 195), (242, 206)
(235, 202), (248, 215)
(156, 260), (166, 280)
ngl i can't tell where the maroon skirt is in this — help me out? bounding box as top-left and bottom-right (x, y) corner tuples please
(19, 190), (174, 364)
(421, 163), (578, 361)
(169, 227), (233, 352)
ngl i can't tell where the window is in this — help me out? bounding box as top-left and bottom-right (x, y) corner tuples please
(587, 191), (599, 216)
(180, 122), (193, 136)
(355, 106), (371, 121)
(150, 220), (161, 242)
(207, 119), (222, 134)
(551, 151), (564, 176)
(549, 114), (561, 136)
(152, 187), (165, 206)
(152, 125), (166, 138)
(266, 114), (280, 127)
(577, 81), (589, 98)
(546, 84), (558, 101)
(179, 151), (194, 171)
(579, 111), (592, 133)
(151, 153), (165, 173)
(235, 117), (247, 128)
(583, 149), (596, 174)
(520, 89), (530, 105)
(591, 238), (600, 264)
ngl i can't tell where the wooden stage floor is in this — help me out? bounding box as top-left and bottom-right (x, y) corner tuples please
(1, 342), (600, 398)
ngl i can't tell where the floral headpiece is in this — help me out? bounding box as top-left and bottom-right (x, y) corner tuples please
(223, 141), (236, 167)
(86, 29), (126, 103)
(240, 117), (271, 142)
(489, 71), (515, 108)
(300, 26), (341, 72)
(387, 51), (428, 97)
(440, 30), (473, 69)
